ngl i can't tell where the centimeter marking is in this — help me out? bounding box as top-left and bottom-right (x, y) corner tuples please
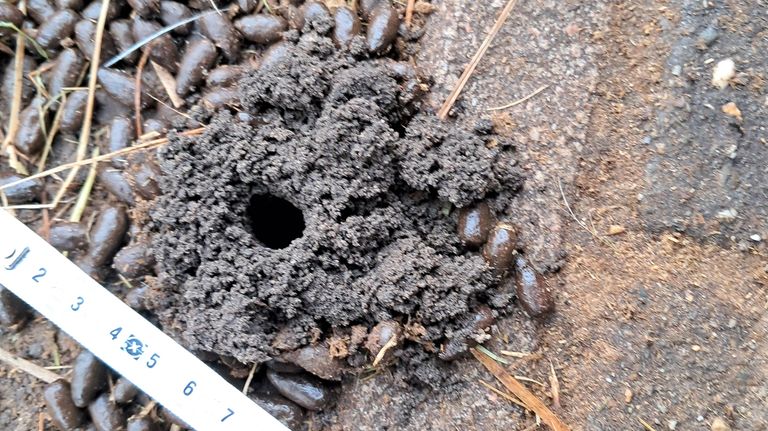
(0, 209), (289, 431)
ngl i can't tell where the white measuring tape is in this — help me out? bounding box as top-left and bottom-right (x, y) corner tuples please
(0, 209), (289, 431)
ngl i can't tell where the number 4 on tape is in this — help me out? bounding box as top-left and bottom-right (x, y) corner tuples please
(0, 209), (290, 431)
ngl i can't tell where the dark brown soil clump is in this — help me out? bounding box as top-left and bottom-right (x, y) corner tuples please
(145, 29), (523, 370)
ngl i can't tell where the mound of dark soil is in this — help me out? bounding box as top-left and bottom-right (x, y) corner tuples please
(145, 29), (523, 370)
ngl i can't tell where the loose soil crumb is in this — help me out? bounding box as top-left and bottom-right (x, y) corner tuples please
(144, 30), (523, 368)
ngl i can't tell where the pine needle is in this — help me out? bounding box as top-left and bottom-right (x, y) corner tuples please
(486, 85), (550, 111)
(472, 348), (571, 431)
(437, 0), (519, 119)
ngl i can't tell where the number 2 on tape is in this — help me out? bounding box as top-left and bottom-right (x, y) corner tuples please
(0, 209), (290, 430)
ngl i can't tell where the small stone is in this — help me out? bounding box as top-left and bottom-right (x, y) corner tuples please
(750, 234), (762, 242)
(711, 417), (731, 431)
(266, 370), (337, 411)
(607, 225), (626, 235)
(691, 344), (701, 352)
(698, 26), (719, 48)
(712, 59), (735, 90)
(667, 420), (678, 430)
(716, 208), (737, 222)
(671, 64), (682, 76)
(642, 136), (652, 145)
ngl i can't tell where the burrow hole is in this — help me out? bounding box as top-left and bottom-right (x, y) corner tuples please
(247, 194), (305, 249)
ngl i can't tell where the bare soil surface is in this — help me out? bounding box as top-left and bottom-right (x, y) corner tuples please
(2, 0), (767, 430)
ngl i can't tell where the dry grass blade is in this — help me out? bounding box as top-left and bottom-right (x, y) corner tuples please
(478, 380), (529, 410)
(472, 348), (570, 431)
(37, 93), (68, 172)
(487, 84), (550, 111)
(52, 0), (111, 208)
(0, 347), (62, 384)
(437, 0), (519, 120)
(476, 345), (510, 365)
(6, 146), (29, 175)
(69, 148), (99, 223)
(242, 363), (258, 395)
(135, 49), (151, 136)
(1, 24), (26, 153)
(638, 418), (657, 431)
(151, 61), (184, 108)
(0, 128), (205, 192)
(500, 350), (531, 358)
(0, 22), (49, 59)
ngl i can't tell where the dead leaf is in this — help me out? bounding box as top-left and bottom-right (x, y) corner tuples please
(721, 102), (742, 121)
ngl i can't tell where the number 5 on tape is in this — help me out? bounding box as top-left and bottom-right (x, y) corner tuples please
(0, 209), (290, 431)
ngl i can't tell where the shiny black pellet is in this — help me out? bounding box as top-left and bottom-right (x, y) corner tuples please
(44, 380), (87, 430)
(176, 38), (218, 97)
(70, 350), (108, 408)
(235, 14), (287, 45)
(87, 204), (129, 266)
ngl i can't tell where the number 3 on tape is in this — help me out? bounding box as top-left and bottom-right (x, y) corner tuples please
(0, 209), (290, 431)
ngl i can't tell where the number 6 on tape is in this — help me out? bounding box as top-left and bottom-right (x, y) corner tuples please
(0, 209), (290, 431)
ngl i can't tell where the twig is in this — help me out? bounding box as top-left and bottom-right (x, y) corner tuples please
(0, 347), (62, 384)
(405, 0), (416, 26)
(69, 148), (99, 223)
(478, 380), (529, 410)
(0, 128), (205, 192)
(37, 93), (68, 173)
(437, 0), (519, 119)
(102, 8), (232, 68)
(52, 0), (111, 209)
(472, 348), (570, 431)
(139, 400), (157, 417)
(1, 22), (26, 153)
(135, 48), (151, 137)
(242, 363), (258, 395)
(486, 84), (550, 111)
